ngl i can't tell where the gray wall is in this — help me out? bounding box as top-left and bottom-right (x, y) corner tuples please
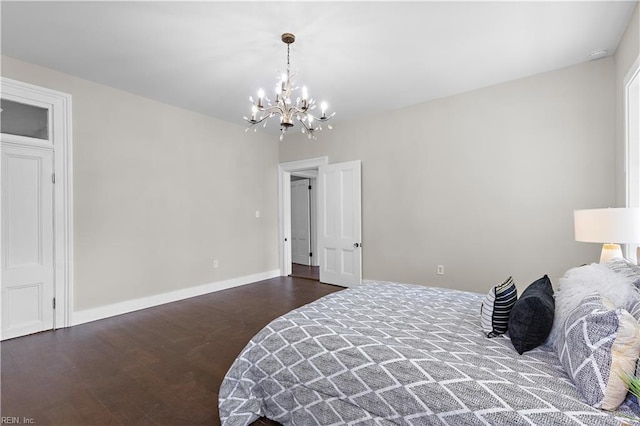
(2, 3), (636, 310)
(280, 59), (616, 294)
(1, 56), (280, 311)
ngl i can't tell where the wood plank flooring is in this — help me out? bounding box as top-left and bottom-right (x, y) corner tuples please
(1, 276), (342, 425)
(290, 263), (319, 281)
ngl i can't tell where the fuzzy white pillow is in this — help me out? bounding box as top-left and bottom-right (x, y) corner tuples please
(548, 263), (640, 349)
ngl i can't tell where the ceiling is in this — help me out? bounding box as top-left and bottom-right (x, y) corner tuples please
(1, 1), (637, 134)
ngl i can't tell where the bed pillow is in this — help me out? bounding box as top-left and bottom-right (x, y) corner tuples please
(480, 276), (517, 337)
(606, 257), (640, 285)
(556, 293), (640, 410)
(508, 275), (555, 354)
(630, 299), (640, 321)
(549, 263), (640, 349)
(606, 258), (640, 301)
(630, 299), (640, 402)
(636, 364), (640, 409)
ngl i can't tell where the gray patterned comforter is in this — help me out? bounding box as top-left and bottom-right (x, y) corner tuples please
(219, 282), (638, 425)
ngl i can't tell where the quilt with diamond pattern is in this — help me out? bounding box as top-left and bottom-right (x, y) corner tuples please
(219, 282), (638, 425)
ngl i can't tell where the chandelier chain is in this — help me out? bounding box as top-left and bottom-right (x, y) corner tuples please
(287, 44), (290, 77)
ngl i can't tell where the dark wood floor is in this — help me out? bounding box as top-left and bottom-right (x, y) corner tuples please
(1, 276), (342, 426)
(290, 263), (319, 281)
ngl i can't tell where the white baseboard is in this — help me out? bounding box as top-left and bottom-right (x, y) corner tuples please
(72, 269), (281, 326)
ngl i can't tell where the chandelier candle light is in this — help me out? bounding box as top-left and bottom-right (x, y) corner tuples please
(244, 33), (335, 141)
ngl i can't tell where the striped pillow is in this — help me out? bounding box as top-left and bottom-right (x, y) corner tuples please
(481, 277), (518, 338)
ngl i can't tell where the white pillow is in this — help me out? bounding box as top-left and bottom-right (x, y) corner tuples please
(548, 263), (640, 349)
(606, 257), (640, 284)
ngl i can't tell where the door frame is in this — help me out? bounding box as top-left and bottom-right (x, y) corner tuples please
(1, 77), (74, 331)
(278, 157), (328, 276)
(623, 55), (640, 261)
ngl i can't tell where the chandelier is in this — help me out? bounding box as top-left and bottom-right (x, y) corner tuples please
(244, 33), (335, 141)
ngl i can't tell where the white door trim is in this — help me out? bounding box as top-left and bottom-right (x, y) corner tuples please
(623, 55), (640, 261)
(624, 55), (639, 208)
(1, 77), (74, 331)
(278, 157), (328, 276)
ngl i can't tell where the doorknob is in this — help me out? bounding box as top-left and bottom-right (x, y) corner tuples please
(353, 242), (360, 248)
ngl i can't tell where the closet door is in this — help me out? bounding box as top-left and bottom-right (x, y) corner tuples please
(2, 143), (55, 339)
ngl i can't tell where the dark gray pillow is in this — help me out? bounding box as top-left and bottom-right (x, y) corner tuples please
(508, 275), (555, 355)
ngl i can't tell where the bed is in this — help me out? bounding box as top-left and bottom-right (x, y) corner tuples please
(219, 281), (640, 425)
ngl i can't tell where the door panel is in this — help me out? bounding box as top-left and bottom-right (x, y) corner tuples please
(2, 144), (54, 339)
(6, 153), (43, 267)
(318, 161), (362, 287)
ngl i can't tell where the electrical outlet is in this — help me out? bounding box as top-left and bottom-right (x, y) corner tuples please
(213, 259), (219, 268)
(437, 265), (444, 275)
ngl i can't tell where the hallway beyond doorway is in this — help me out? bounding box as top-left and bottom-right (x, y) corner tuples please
(290, 263), (319, 281)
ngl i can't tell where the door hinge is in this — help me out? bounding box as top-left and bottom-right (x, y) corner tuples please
(53, 297), (56, 309)
(308, 185), (312, 190)
(51, 173), (56, 184)
(309, 252), (313, 257)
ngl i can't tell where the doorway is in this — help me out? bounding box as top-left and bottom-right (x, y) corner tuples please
(278, 157), (327, 278)
(278, 157), (362, 287)
(290, 176), (320, 281)
(291, 177), (312, 266)
(290, 175), (319, 280)
(1, 78), (73, 340)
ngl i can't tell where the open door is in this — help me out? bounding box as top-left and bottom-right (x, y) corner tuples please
(318, 160), (362, 287)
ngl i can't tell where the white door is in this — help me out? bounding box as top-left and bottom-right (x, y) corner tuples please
(291, 179), (311, 266)
(318, 160), (362, 287)
(1, 144), (55, 339)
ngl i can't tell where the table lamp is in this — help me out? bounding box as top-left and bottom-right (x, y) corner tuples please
(574, 208), (640, 264)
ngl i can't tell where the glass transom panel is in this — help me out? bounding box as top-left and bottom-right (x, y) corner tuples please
(1, 99), (49, 140)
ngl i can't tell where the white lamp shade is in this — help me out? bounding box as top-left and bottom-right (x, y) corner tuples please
(574, 208), (640, 243)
